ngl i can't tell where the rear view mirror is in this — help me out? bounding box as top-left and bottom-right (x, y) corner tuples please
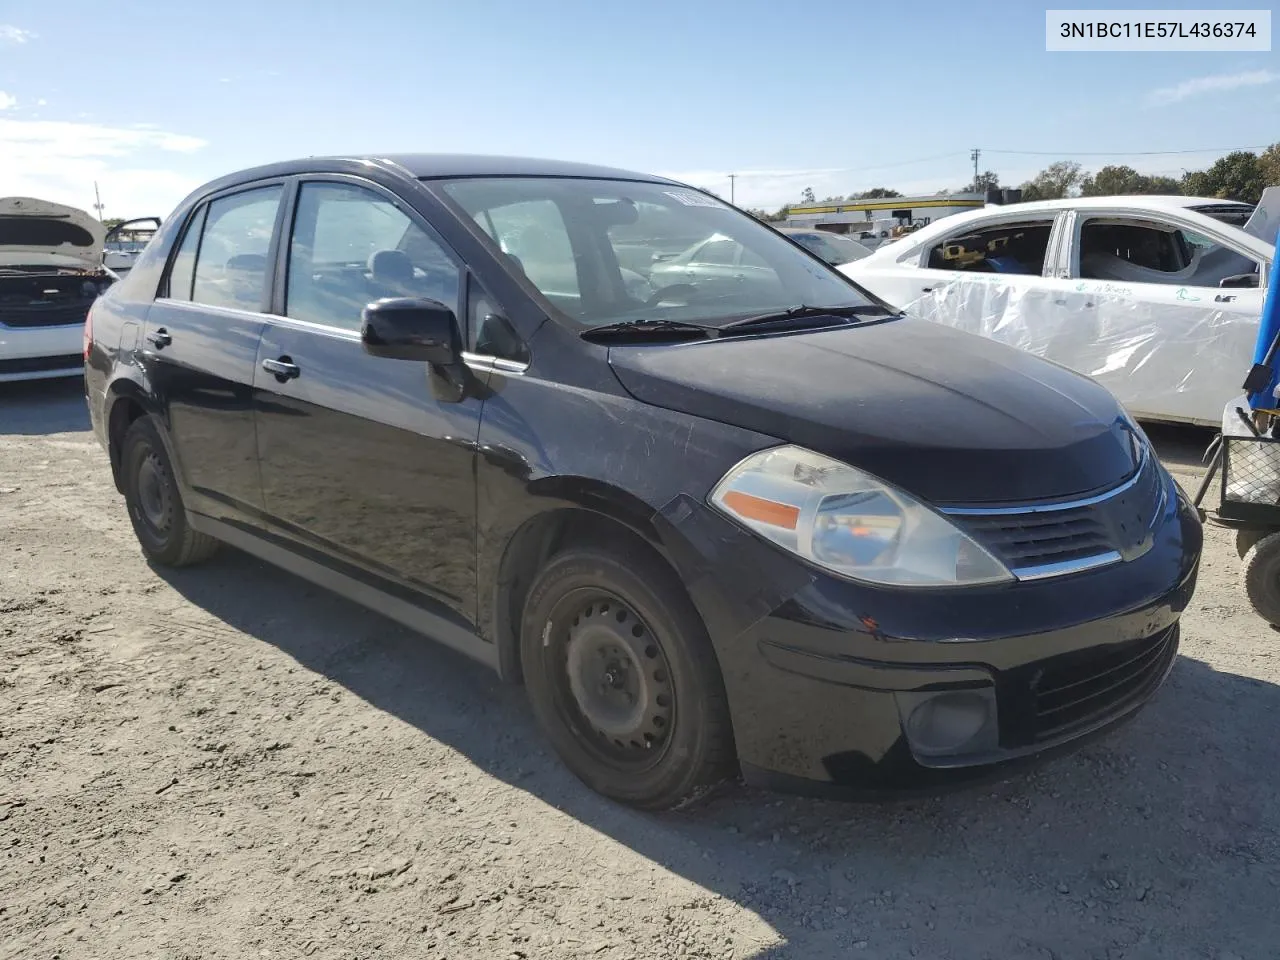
(1220, 273), (1259, 289)
(361, 297), (461, 365)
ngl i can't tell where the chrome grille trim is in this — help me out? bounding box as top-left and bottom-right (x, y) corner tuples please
(939, 448), (1150, 516)
(940, 448), (1162, 581)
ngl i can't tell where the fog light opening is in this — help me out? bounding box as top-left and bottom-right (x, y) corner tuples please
(902, 689), (997, 758)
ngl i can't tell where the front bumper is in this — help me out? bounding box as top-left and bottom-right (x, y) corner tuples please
(661, 470), (1202, 797)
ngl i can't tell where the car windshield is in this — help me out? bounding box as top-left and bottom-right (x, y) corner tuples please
(789, 231), (872, 265)
(437, 177), (873, 327)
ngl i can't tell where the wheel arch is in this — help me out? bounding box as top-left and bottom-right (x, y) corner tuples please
(487, 476), (711, 685)
(104, 379), (163, 492)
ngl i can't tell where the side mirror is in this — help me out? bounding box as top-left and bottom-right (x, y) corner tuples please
(1220, 273), (1259, 289)
(360, 297), (461, 365)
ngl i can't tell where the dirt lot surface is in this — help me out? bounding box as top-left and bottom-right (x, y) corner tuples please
(2, 378), (1277, 960)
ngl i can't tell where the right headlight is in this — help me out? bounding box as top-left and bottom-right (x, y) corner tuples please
(709, 445), (1013, 588)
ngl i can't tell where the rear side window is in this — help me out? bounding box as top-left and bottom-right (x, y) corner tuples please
(286, 182), (460, 331)
(693, 239), (738, 265)
(927, 219), (1054, 276)
(190, 185), (283, 311)
(165, 206), (207, 301)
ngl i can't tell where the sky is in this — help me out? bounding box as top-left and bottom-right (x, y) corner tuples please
(0, 0), (1276, 219)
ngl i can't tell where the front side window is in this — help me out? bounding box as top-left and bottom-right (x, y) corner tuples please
(439, 177), (871, 327)
(1077, 216), (1260, 287)
(926, 219), (1054, 276)
(286, 182), (460, 331)
(191, 185), (283, 311)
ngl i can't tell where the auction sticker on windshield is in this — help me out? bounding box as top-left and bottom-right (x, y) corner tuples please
(664, 190), (724, 208)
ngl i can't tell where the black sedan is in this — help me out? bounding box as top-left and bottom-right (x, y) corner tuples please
(84, 154), (1201, 809)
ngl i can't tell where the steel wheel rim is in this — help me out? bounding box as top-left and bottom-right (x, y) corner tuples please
(135, 450), (173, 534)
(555, 590), (675, 769)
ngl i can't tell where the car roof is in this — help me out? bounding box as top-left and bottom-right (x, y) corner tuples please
(849, 193), (1273, 265)
(197, 153), (680, 190)
(880, 195), (1249, 243)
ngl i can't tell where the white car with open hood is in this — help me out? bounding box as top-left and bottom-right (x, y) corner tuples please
(0, 197), (116, 382)
(841, 190), (1278, 427)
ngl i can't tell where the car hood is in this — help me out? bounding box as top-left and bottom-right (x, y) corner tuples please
(606, 318), (1142, 505)
(0, 197), (105, 271)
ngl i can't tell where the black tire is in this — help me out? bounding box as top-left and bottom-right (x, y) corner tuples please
(520, 544), (736, 810)
(1242, 531), (1280, 627)
(120, 415), (218, 567)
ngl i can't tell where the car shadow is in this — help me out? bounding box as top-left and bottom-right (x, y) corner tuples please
(152, 550), (1280, 958)
(0, 377), (91, 436)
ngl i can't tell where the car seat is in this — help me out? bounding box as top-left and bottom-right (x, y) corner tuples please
(368, 249), (417, 299)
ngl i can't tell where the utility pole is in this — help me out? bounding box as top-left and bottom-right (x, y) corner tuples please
(93, 182), (105, 222)
(970, 149), (980, 190)
(728, 173), (737, 205)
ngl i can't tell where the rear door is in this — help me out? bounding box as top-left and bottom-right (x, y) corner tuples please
(141, 182), (285, 523)
(252, 177), (483, 624)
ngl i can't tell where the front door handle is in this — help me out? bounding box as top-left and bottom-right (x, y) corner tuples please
(261, 357), (300, 382)
(145, 328), (171, 349)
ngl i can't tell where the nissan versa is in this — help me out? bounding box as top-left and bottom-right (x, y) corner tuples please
(84, 155), (1202, 809)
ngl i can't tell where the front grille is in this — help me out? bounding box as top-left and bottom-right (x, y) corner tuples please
(1029, 626), (1177, 740)
(0, 353), (82, 375)
(0, 300), (91, 328)
(946, 452), (1165, 578)
(954, 508), (1113, 570)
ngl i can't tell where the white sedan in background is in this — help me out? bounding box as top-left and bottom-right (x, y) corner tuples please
(841, 193), (1277, 427)
(1, 197), (116, 382)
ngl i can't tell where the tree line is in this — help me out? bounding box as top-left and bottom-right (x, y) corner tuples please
(747, 144), (1280, 221)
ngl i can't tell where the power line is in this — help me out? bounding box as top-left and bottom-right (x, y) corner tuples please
(986, 144), (1272, 157)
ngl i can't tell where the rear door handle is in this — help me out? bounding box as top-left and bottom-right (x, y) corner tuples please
(261, 357), (300, 381)
(145, 328), (171, 349)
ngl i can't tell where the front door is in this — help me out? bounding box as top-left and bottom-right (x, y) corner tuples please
(252, 178), (483, 624)
(1058, 211), (1268, 425)
(141, 183), (284, 523)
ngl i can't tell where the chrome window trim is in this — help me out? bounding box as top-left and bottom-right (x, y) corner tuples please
(461, 351), (528, 376)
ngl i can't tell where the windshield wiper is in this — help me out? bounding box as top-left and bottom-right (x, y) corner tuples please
(720, 303), (888, 331)
(580, 318), (718, 343)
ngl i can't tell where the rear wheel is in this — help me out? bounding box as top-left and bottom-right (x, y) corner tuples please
(520, 545), (736, 810)
(1241, 531), (1280, 627)
(120, 415), (218, 567)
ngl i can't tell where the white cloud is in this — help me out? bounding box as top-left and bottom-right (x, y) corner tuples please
(36, 98), (47, 107)
(1148, 69), (1279, 105)
(0, 117), (209, 218)
(0, 92), (15, 110)
(0, 25), (35, 44)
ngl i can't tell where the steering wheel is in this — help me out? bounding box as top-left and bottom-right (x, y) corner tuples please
(645, 283), (700, 308)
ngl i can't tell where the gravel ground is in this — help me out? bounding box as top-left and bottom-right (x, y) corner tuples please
(2, 378), (1277, 960)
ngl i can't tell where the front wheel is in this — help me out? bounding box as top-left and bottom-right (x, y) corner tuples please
(520, 545), (736, 810)
(1241, 530), (1280, 627)
(120, 415), (218, 567)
